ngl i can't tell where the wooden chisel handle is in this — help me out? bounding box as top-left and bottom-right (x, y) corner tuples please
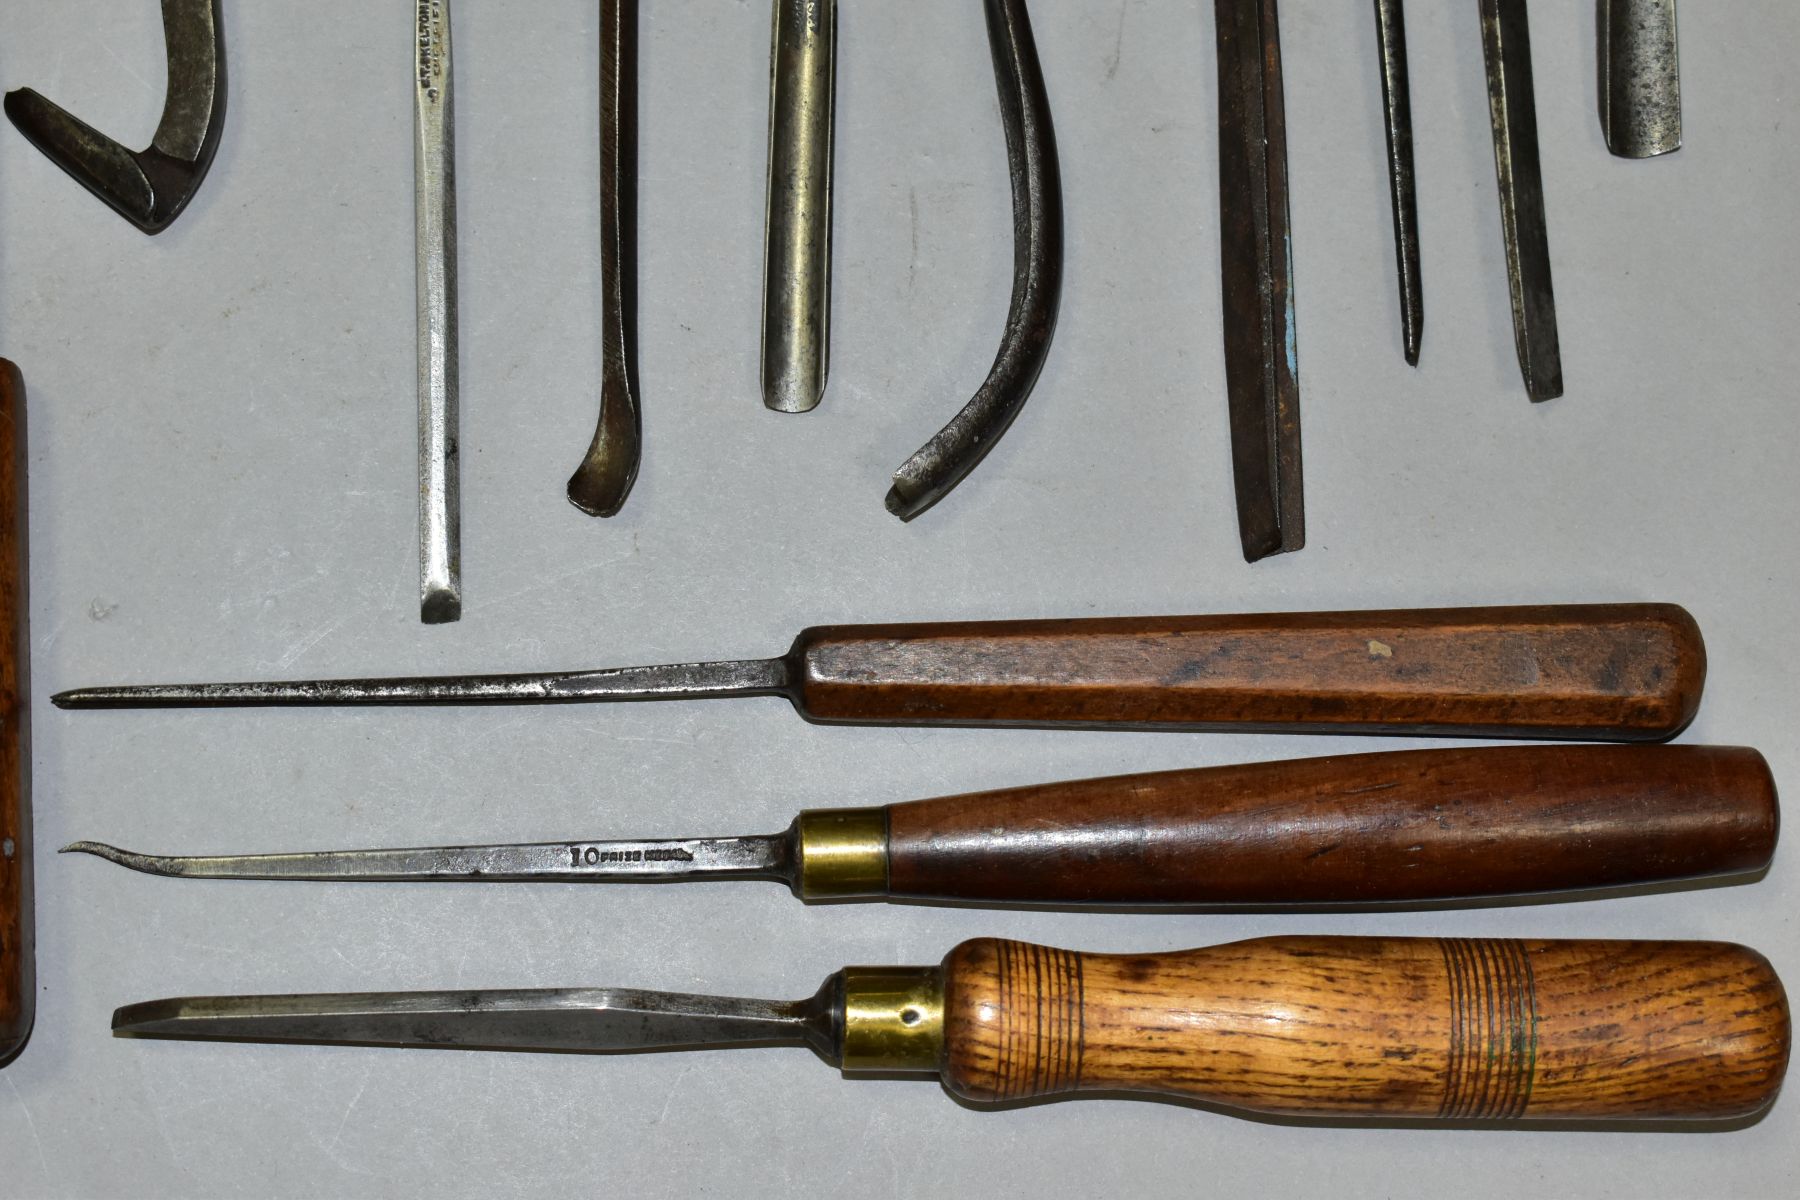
(933, 937), (1790, 1119)
(0, 361), (30, 1065)
(787, 603), (1705, 739)
(824, 745), (1774, 906)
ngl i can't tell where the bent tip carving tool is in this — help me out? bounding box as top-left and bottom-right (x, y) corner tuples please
(1598, 0), (1682, 159)
(4, 0), (226, 234)
(567, 0), (644, 517)
(111, 935), (1790, 1121)
(885, 0), (1063, 522)
(63, 745), (1779, 908)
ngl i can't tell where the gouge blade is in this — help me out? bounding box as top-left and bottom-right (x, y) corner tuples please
(762, 0), (837, 413)
(416, 0), (462, 620)
(1374, 0), (1422, 365)
(51, 657), (790, 708)
(1215, 0), (1303, 561)
(1479, 0), (1562, 402)
(1598, 0), (1681, 159)
(567, 0), (643, 516)
(63, 836), (790, 886)
(113, 987), (834, 1058)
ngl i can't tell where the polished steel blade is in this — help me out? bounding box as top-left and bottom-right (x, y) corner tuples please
(51, 657), (790, 709)
(63, 835), (790, 886)
(416, 0), (462, 621)
(113, 987), (834, 1058)
(1374, 0), (1422, 365)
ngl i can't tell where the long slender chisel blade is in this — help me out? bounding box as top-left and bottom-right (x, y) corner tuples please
(1214, 0), (1303, 562)
(416, 0), (462, 620)
(1598, 0), (1681, 159)
(1374, 0), (1422, 365)
(1478, 0), (1562, 402)
(63, 836), (790, 885)
(762, 0), (837, 413)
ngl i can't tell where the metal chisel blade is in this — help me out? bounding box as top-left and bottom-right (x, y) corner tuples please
(1374, 0), (1422, 365)
(1478, 0), (1562, 402)
(1598, 0), (1681, 159)
(1214, 0), (1303, 562)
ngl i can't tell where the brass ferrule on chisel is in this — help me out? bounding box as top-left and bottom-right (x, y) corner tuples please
(837, 966), (945, 1073)
(789, 807), (889, 900)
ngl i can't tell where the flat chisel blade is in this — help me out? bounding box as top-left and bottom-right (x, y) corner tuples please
(1478, 0), (1562, 402)
(1598, 0), (1681, 159)
(1214, 0), (1303, 561)
(415, 0), (462, 620)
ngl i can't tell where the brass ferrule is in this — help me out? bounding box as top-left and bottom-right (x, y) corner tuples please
(839, 966), (945, 1074)
(792, 807), (889, 900)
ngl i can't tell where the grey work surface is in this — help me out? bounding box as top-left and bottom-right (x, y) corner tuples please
(1, 2), (1796, 1197)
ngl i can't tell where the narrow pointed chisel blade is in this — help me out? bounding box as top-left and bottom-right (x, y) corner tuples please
(1598, 0), (1681, 158)
(1478, 0), (1562, 402)
(1214, 0), (1303, 562)
(1374, 0), (1422, 365)
(112, 988), (828, 1056)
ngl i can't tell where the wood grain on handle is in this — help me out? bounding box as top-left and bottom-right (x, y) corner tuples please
(0, 361), (30, 1065)
(940, 937), (1790, 1120)
(884, 744), (1776, 905)
(788, 604), (1704, 739)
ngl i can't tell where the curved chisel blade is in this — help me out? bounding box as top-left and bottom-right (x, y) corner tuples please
(62, 835), (791, 886)
(4, 0), (226, 234)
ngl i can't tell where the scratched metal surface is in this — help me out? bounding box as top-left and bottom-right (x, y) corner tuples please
(1, 1), (1796, 1196)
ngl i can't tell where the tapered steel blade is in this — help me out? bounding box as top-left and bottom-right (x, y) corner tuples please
(416, 0), (462, 620)
(1598, 0), (1681, 158)
(1215, 0), (1304, 561)
(1374, 0), (1422, 365)
(51, 658), (790, 709)
(114, 987), (834, 1058)
(63, 835), (790, 886)
(1479, 0), (1563, 402)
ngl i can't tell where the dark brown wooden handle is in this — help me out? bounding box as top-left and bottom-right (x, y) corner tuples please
(940, 937), (1790, 1120)
(883, 744), (1776, 906)
(788, 604), (1705, 739)
(0, 360), (30, 1066)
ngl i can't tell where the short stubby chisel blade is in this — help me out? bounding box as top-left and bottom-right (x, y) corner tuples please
(1215, 0), (1303, 562)
(1478, 0), (1562, 402)
(1598, 0), (1681, 159)
(1374, 0), (1423, 365)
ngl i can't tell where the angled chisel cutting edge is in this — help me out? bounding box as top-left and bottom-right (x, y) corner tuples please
(1373, 0), (1422, 365)
(112, 934), (1789, 1121)
(1478, 0), (1562, 401)
(1598, 0), (1681, 159)
(4, 0), (226, 234)
(566, 0), (643, 516)
(64, 746), (1778, 908)
(886, 0), (1062, 521)
(1215, 0), (1303, 561)
(52, 603), (1707, 742)
(762, 0), (837, 413)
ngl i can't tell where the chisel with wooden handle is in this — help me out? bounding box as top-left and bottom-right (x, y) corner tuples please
(0, 360), (31, 1066)
(53, 603), (1706, 740)
(112, 934), (1790, 1122)
(65, 745), (1776, 907)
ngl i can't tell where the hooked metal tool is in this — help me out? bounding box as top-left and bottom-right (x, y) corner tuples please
(885, 0), (1062, 521)
(63, 745), (1779, 908)
(566, 0), (643, 516)
(4, 0), (226, 234)
(1215, 0), (1303, 561)
(1478, 0), (1562, 402)
(110, 935), (1790, 1121)
(762, 0), (836, 413)
(1598, 0), (1681, 159)
(51, 603), (1709, 742)
(415, 0), (462, 621)
(1373, 0), (1422, 365)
